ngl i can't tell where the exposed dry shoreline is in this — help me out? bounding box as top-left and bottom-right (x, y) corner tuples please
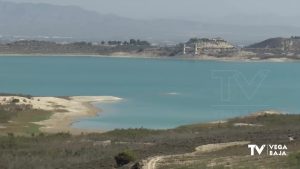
(0, 53), (297, 62)
(0, 96), (122, 134)
(0, 95), (287, 135)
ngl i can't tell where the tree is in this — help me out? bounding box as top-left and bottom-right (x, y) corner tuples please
(138, 40), (150, 46)
(11, 98), (20, 103)
(123, 41), (129, 45)
(129, 39), (137, 45)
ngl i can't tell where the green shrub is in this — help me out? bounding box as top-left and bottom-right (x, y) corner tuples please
(114, 150), (136, 167)
(288, 152), (300, 167)
(39, 132), (45, 137)
(7, 132), (14, 137)
(54, 132), (71, 138)
(11, 98), (20, 103)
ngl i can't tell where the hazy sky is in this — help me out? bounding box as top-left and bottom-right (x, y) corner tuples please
(6, 0), (300, 20)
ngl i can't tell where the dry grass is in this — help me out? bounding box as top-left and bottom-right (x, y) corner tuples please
(0, 105), (300, 168)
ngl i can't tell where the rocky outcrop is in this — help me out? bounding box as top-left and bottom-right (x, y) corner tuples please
(183, 38), (238, 57)
(187, 38), (235, 49)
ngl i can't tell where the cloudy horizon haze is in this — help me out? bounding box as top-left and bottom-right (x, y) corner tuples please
(1, 0), (300, 44)
(3, 0), (300, 24)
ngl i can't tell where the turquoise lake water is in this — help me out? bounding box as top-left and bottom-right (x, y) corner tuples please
(0, 56), (299, 130)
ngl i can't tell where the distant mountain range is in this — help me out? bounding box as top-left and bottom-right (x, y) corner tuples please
(1, 1), (300, 45)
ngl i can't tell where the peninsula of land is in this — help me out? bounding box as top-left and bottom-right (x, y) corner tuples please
(0, 95), (122, 134)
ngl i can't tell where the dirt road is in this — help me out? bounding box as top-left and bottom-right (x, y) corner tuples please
(142, 141), (250, 169)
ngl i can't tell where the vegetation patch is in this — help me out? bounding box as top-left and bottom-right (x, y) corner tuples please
(115, 150), (136, 167)
(288, 152), (300, 168)
(0, 109), (300, 168)
(0, 102), (52, 134)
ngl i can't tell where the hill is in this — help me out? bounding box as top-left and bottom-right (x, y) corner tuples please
(0, 1), (209, 42)
(247, 37), (300, 51)
(244, 37), (300, 58)
(2, 1), (300, 44)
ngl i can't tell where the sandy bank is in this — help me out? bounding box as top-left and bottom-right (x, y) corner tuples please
(0, 53), (297, 62)
(0, 96), (122, 134)
(249, 110), (285, 116)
